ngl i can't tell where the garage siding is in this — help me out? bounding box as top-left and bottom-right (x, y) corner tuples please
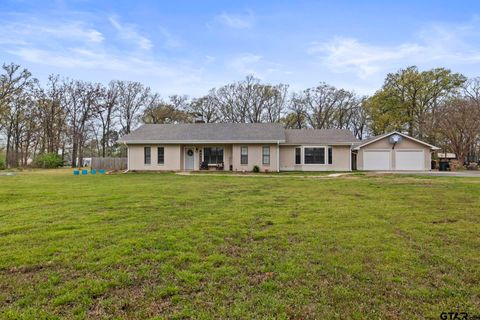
(357, 137), (431, 171)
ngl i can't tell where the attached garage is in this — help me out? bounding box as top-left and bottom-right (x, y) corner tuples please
(363, 150), (391, 170)
(395, 150), (424, 170)
(354, 132), (439, 171)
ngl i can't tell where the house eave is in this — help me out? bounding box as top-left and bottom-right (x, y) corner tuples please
(281, 142), (357, 146)
(121, 139), (287, 144)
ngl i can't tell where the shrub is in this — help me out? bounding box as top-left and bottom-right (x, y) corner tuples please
(467, 162), (478, 170)
(253, 165), (260, 173)
(0, 158), (5, 170)
(33, 153), (63, 168)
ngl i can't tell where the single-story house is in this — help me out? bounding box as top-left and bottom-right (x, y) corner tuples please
(119, 124), (439, 172)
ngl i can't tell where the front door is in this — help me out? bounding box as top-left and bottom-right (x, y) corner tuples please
(185, 147), (195, 170)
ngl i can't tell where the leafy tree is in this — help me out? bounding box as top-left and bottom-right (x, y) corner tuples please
(366, 66), (466, 142)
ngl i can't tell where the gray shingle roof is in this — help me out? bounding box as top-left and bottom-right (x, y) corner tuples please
(119, 123), (360, 145)
(284, 129), (358, 145)
(119, 123), (286, 143)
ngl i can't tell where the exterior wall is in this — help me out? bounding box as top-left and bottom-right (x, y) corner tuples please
(232, 144), (279, 172)
(357, 137), (432, 170)
(128, 144), (181, 171)
(128, 143), (354, 172)
(279, 145), (352, 171)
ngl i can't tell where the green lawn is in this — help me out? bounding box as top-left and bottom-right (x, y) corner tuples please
(0, 170), (479, 319)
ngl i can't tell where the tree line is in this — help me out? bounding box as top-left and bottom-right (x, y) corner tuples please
(0, 62), (479, 168)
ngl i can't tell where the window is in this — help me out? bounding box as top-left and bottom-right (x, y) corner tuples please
(157, 147), (164, 165)
(304, 147), (325, 164)
(144, 147), (151, 165)
(240, 146), (248, 165)
(262, 146), (270, 165)
(203, 147), (224, 164)
(295, 147), (301, 165)
(328, 146), (333, 165)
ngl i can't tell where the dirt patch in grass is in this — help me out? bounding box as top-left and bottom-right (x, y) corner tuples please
(0, 170), (479, 318)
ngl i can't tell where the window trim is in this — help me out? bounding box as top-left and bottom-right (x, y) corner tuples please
(301, 146), (331, 165)
(144, 146), (151, 165)
(295, 147), (302, 165)
(157, 146), (165, 165)
(240, 146), (248, 165)
(328, 146), (333, 165)
(262, 146), (270, 165)
(203, 146), (224, 164)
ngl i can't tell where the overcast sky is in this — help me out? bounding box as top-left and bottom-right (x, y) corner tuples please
(1, 0), (480, 96)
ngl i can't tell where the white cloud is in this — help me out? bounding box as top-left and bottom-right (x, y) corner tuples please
(0, 15), (207, 95)
(108, 16), (153, 50)
(308, 18), (480, 78)
(227, 53), (262, 75)
(158, 27), (182, 49)
(308, 37), (423, 77)
(0, 19), (104, 45)
(216, 11), (254, 29)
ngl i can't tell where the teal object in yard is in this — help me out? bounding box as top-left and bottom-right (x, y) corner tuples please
(82, 169), (88, 175)
(90, 169), (96, 174)
(99, 169), (106, 174)
(73, 170), (80, 175)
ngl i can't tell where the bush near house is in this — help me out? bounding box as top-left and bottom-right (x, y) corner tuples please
(253, 165), (260, 172)
(33, 153), (63, 168)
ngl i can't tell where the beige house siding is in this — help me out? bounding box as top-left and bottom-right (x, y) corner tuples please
(128, 144), (181, 171)
(127, 143), (352, 172)
(357, 137), (432, 170)
(231, 144), (279, 172)
(279, 145), (352, 171)
(127, 144), (235, 171)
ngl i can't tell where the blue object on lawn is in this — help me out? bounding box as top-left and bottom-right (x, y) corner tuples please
(90, 169), (96, 174)
(73, 170), (80, 175)
(99, 169), (106, 174)
(82, 169), (88, 175)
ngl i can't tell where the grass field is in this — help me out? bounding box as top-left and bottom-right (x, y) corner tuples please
(0, 170), (479, 319)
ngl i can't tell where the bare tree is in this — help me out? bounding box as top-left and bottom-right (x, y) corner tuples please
(64, 80), (102, 167)
(117, 81), (150, 134)
(463, 77), (480, 103)
(96, 81), (119, 157)
(189, 89), (221, 123)
(283, 92), (308, 129)
(36, 75), (68, 155)
(214, 76), (288, 123)
(142, 94), (192, 124)
(436, 98), (480, 164)
(0, 63), (38, 167)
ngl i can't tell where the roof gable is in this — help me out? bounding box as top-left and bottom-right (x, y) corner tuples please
(354, 131), (440, 150)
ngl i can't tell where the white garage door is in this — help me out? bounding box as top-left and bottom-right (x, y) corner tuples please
(395, 150), (425, 171)
(364, 150), (391, 170)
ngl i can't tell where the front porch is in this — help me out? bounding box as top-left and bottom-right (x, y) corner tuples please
(181, 144), (232, 171)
